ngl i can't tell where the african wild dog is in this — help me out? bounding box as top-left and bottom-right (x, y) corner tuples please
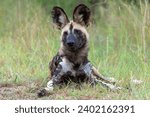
(38, 4), (120, 97)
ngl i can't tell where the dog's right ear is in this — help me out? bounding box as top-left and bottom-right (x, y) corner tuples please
(73, 4), (91, 27)
(51, 7), (69, 29)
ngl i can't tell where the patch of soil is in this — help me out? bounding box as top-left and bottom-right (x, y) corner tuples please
(0, 82), (39, 100)
(0, 82), (123, 100)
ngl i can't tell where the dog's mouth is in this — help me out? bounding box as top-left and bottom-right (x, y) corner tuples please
(66, 43), (86, 52)
(67, 46), (77, 52)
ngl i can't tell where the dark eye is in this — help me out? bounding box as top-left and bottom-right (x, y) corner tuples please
(63, 31), (68, 37)
(62, 31), (68, 41)
(74, 29), (82, 35)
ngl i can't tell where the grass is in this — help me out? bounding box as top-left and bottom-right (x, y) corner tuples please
(0, 0), (150, 99)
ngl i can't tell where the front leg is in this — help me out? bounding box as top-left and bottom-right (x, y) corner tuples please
(37, 79), (54, 97)
(37, 65), (65, 97)
(37, 57), (74, 97)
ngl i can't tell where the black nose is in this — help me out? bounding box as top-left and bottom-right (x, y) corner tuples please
(67, 41), (75, 46)
(66, 33), (76, 47)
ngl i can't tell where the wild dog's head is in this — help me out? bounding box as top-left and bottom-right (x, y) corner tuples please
(51, 4), (91, 52)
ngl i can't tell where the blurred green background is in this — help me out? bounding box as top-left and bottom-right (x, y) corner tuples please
(0, 0), (150, 99)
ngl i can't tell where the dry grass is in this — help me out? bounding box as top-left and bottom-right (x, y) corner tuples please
(0, 0), (150, 99)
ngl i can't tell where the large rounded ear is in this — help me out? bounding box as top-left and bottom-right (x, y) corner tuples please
(73, 4), (91, 27)
(51, 6), (69, 29)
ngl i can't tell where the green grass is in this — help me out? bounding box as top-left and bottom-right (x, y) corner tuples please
(0, 0), (150, 99)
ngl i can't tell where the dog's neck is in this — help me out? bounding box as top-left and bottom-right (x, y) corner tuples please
(59, 45), (89, 65)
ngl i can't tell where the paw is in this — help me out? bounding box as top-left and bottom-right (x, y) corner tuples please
(106, 77), (117, 84)
(37, 89), (48, 98)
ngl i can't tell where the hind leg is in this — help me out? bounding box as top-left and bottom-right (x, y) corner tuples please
(80, 62), (121, 90)
(92, 66), (116, 84)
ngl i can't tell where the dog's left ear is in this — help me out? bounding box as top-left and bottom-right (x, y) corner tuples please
(73, 4), (91, 27)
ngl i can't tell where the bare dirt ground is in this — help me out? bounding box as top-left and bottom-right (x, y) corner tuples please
(0, 82), (112, 100)
(0, 81), (99, 100)
(0, 83), (39, 100)
(0, 81), (142, 100)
